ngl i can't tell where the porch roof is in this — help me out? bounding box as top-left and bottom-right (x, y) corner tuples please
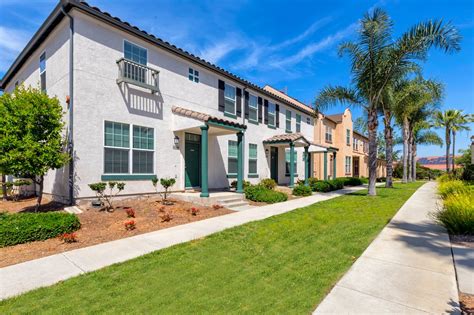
(172, 106), (247, 131)
(263, 132), (310, 145)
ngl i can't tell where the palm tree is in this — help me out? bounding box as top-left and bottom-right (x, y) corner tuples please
(450, 112), (472, 171)
(411, 122), (443, 179)
(315, 9), (460, 195)
(434, 110), (463, 172)
(393, 78), (443, 182)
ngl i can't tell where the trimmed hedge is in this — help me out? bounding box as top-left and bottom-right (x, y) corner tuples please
(328, 179), (344, 190)
(341, 177), (364, 186)
(292, 184), (312, 196)
(0, 212), (81, 247)
(311, 181), (332, 192)
(244, 185), (288, 203)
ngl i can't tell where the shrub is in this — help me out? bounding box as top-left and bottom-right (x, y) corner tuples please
(125, 208), (135, 218)
(292, 184), (312, 196)
(308, 177), (319, 187)
(190, 207), (200, 216)
(360, 177), (369, 184)
(124, 220), (136, 231)
(230, 180), (250, 189)
(160, 213), (173, 222)
(60, 232), (78, 243)
(152, 177), (176, 205)
(341, 177), (363, 186)
(296, 179), (306, 186)
(437, 173), (456, 183)
(212, 204), (223, 210)
(434, 193), (474, 235)
(0, 212), (81, 247)
(461, 164), (474, 181)
(88, 181), (125, 211)
(438, 180), (470, 199)
(259, 178), (277, 190)
(312, 181), (332, 192)
(328, 178), (344, 190)
(376, 177), (386, 183)
(244, 185), (287, 203)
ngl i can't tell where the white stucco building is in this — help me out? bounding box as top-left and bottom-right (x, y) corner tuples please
(0, 0), (327, 203)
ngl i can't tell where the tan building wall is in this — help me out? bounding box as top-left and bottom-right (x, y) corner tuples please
(312, 108), (386, 179)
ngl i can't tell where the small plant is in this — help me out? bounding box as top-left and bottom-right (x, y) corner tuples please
(160, 213), (173, 222)
(5, 179), (32, 201)
(88, 181), (125, 211)
(212, 204), (223, 210)
(230, 180), (250, 189)
(60, 232), (78, 243)
(259, 178), (277, 190)
(125, 208), (135, 218)
(152, 177), (176, 205)
(244, 184), (288, 203)
(124, 220), (136, 231)
(190, 207), (199, 216)
(433, 192), (474, 235)
(292, 184), (312, 196)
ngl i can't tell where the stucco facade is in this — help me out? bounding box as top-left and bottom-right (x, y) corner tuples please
(1, 4), (320, 202)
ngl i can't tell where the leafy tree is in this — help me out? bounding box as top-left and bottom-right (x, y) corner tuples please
(456, 148), (472, 167)
(315, 8), (460, 195)
(0, 86), (69, 211)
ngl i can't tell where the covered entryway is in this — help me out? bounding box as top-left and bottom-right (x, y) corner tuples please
(353, 156), (360, 177)
(270, 147), (279, 182)
(172, 106), (247, 197)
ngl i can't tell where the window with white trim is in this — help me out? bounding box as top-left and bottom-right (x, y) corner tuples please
(124, 41), (147, 83)
(248, 143), (257, 175)
(249, 94), (258, 122)
(345, 156), (352, 174)
(268, 102), (276, 127)
(188, 67), (199, 83)
(325, 125), (332, 142)
(39, 52), (46, 92)
(285, 110), (292, 132)
(104, 121), (154, 174)
(353, 137), (358, 150)
(285, 149), (297, 175)
(228, 140), (238, 174)
(224, 83), (236, 115)
(296, 114), (301, 132)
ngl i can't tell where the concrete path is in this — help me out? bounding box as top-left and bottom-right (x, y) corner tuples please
(451, 243), (474, 295)
(0, 185), (369, 300)
(314, 182), (460, 314)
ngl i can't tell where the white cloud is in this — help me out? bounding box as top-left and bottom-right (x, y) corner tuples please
(198, 36), (243, 64)
(0, 26), (30, 73)
(272, 16), (333, 49)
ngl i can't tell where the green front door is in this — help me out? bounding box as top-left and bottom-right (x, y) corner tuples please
(185, 133), (201, 188)
(270, 147), (278, 182)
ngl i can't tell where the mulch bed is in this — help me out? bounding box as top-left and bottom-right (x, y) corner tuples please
(0, 196), (232, 268)
(460, 293), (474, 314)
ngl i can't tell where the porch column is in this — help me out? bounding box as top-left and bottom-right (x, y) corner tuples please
(236, 131), (244, 193)
(289, 142), (295, 188)
(304, 146), (309, 186)
(323, 151), (328, 180)
(333, 152), (337, 179)
(200, 125), (209, 197)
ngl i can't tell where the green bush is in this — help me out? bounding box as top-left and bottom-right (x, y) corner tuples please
(461, 164), (474, 181)
(376, 177), (386, 182)
(341, 177), (363, 186)
(438, 180), (470, 199)
(437, 173), (457, 183)
(328, 178), (344, 190)
(244, 185), (287, 203)
(259, 178), (277, 190)
(230, 180), (250, 189)
(360, 177), (369, 184)
(434, 192), (474, 235)
(292, 184), (312, 196)
(312, 181), (332, 192)
(0, 212), (81, 247)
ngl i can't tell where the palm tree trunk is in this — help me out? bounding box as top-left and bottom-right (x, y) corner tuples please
(402, 117), (409, 183)
(407, 126), (413, 182)
(384, 114), (394, 188)
(367, 108), (378, 196)
(411, 141), (417, 181)
(445, 127), (451, 173)
(452, 130), (456, 172)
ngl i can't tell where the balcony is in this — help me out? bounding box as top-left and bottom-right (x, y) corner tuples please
(116, 58), (159, 93)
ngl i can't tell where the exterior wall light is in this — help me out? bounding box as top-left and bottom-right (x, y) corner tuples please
(174, 135), (180, 149)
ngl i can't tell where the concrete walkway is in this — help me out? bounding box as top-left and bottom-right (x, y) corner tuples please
(314, 182), (460, 314)
(0, 185), (369, 300)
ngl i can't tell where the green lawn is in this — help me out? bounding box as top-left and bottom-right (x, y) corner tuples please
(0, 182), (424, 314)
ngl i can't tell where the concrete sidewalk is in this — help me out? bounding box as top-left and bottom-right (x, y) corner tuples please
(0, 185), (369, 300)
(314, 182), (460, 314)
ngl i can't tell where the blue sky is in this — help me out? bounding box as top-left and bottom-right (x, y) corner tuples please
(1, 0), (473, 157)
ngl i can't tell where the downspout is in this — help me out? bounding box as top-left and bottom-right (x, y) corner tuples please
(61, 3), (75, 205)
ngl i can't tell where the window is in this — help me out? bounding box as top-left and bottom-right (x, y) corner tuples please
(228, 140), (238, 174)
(286, 110), (292, 132)
(248, 143), (257, 174)
(188, 67), (199, 83)
(248, 94), (258, 122)
(307, 117), (311, 125)
(39, 52), (46, 92)
(296, 114), (301, 132)
(285, 149), (297, 175)
(345, 156), (352, 174)
(104, 121), (130, 174)
(132, 125), (154, 174)
(104, 121), (154, 174)
(346, 129), (351, 146)
(268, 102), (276, 127)
(124, 41), (147, 83)
(353, 137), (358, 150)
(224, 84), (236, 115)
(325, 125), (332, 143)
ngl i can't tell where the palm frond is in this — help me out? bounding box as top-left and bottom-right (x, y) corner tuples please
(315, 86), (364, 112)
